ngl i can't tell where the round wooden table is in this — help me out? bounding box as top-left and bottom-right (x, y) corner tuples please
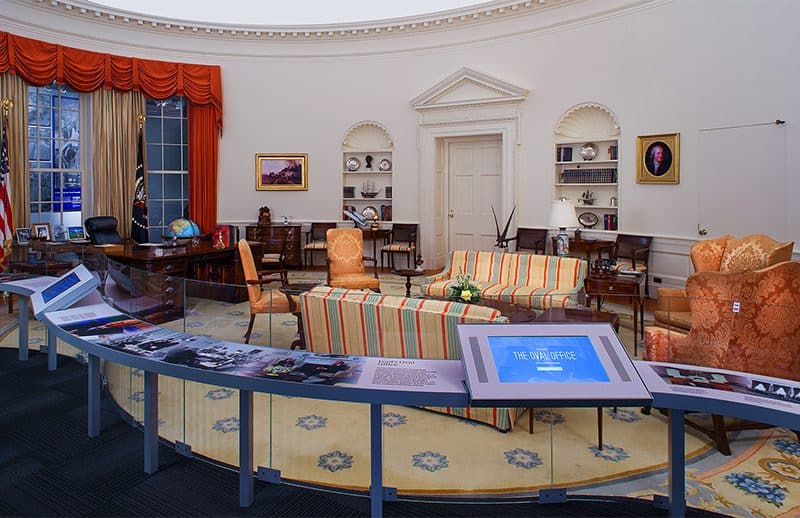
(391, 268), (426, 298)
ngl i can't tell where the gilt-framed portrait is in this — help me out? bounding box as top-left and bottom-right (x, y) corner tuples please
(637, 133), (680, 184)
(255, 153), (308, 191)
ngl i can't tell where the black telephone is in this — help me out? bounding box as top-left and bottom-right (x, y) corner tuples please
(591, 258), (617, 278)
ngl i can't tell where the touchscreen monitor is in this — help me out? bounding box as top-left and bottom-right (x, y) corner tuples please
(457, 322), (651, 407)
(488, 335), (609, 383)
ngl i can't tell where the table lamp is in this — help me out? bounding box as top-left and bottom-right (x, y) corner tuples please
(549, 198), (579, 257)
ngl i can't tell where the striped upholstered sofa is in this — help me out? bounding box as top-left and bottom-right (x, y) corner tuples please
(421, 250), (587, 311)
(299, 286), (524, 431)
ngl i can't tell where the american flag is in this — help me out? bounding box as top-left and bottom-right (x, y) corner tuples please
(0, 110), (13, 269)
(130, 127), (148, 243)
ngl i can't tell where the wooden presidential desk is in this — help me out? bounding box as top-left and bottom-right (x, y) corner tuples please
(103, 241), (263, 323)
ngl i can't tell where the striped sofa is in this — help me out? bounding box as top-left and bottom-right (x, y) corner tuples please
(422, 250), (587, 311)
(299, 286), (524, 431)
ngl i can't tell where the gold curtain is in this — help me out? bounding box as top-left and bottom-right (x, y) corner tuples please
(92, 88), (144, 239)
(0, 73), (29, 230)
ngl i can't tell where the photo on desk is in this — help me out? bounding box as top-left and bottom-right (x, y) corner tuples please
(31, 222), (51, 241)
(67, 226), (86, 240)
(15, 227), (31, 244)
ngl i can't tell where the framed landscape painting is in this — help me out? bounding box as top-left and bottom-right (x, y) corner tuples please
(255, 153), (308, 191)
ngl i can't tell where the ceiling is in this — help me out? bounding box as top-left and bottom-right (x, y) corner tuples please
(87, 0), (494, 26)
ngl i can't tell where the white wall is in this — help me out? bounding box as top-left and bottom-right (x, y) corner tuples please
(3, 0), (799, 285)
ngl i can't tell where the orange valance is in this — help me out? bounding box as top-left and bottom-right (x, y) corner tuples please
(0, 31), (222, 128)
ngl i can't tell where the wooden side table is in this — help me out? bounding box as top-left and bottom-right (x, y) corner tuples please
(391, 268), (426, 297)
(279, 282), (322, 350)
(584, 273), (645, 356)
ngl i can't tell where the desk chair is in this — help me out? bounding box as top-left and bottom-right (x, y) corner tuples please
(326, 228), (380, 291)
(238, 239), (291, 344)
(303, 222), (337, 268)
(84, 216), (123, 245)
(515, 228), (547, 255)
(380, 223), (417, 269)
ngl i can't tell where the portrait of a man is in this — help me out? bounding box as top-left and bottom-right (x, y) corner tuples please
(636, 133), (680, 184)
(644, 141), (672, 177)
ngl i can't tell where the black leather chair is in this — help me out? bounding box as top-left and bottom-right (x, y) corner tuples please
(84, 216), (123, 245)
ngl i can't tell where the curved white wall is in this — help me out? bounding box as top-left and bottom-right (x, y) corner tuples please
(3, 0), (799, 280)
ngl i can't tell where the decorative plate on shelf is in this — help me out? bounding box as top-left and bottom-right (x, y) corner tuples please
(578, 212), (599, 228)
(378, 158), (392, 171)
(346, 157), (361, 171)
(580, 143), (598, 161)
(361, 206), (379, 220)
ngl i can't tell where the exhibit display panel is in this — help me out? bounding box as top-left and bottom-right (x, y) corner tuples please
(7, 258), (797, 516)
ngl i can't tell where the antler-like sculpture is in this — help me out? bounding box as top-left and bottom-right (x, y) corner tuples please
(492, 205), (518, 249)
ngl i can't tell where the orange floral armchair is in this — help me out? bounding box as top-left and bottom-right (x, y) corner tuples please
(645, 261), (800, 453)
(325, 228), (381, 291)
(654, 234), (794, 331)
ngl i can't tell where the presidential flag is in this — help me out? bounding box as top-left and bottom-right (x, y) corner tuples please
(131, 127), (149, 243)
(0, 108), (13, 269)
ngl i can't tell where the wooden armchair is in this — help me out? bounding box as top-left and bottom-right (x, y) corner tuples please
(597, 234), (652, 296)
(645, 260), (800, 454)
(238, 239), (291, 344)
(515, 228), (547, 255)
(326, 228), (380, 291)
(380, 223), (418, 269)
(654, 234), (794, 331)
(303, 222), (337, 268)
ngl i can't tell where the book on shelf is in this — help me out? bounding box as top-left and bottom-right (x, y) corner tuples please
(560, 168), (618, 183)
(556, 146), (573, 162)
(603, 214), (618, 231)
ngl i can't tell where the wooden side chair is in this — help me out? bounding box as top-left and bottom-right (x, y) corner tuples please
(326, 228), (380, 291)
(380, 223), (418, 269)
(303, 222), (337, 268)
(238, 239), (291, 344)
(515, 228), (547, 255)
(598, 234), (652, 297)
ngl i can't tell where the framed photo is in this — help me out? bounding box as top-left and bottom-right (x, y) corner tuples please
(637, 133), (680, 184)
(32, 223), (52, 241)
(67, 226), (86, 240)
(52, 224), (66, 242)
(15, 228), (31, 244)
(255, 153), (308, 191)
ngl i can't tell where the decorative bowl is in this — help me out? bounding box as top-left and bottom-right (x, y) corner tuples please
(580, 143), (598, 161)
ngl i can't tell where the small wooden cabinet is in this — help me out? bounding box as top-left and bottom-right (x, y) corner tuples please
(245, 224), (302, 268)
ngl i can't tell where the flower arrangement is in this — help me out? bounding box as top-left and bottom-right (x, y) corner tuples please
(450, 269), (481, 303)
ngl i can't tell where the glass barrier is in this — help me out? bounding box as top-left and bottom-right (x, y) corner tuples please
(5, 255), (799, 514)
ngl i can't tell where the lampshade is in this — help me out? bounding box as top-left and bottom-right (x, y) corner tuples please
(548, 199), (580, 229)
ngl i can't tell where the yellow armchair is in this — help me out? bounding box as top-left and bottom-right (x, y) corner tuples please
(325, 228), (381, 291)
(654, 234), (794, 331)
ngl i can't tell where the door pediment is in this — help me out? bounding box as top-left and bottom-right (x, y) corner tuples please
(410, 67), (528, 111)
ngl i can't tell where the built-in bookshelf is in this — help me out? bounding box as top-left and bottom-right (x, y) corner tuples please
(554, 103), (621, 232)
(341, 122), (393, 223)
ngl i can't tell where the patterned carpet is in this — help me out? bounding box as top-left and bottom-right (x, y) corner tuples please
(2, 275), (799, 516)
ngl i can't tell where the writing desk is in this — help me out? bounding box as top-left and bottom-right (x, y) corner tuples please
(104, 241), (263, 322)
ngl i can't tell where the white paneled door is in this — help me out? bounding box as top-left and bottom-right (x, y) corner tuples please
(697, 123), (787, 240)
(447, 136), (502, 253)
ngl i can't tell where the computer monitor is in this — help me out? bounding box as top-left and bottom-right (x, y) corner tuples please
(457, 322), (651, 408)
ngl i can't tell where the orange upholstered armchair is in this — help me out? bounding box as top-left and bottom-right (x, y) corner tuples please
(654, 234), (794, 331)
(645, 261), (800, 453)
(325, 228), (380, 291)
(238, 239), (292, 344)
